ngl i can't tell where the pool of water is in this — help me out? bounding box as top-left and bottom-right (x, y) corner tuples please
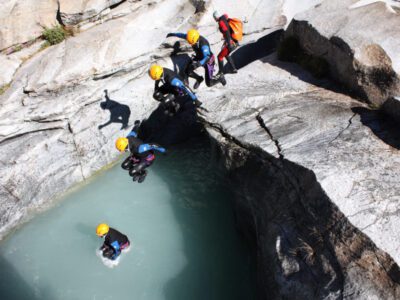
(0, 137), (255, 300)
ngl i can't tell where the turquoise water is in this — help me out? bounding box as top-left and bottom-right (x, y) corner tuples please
(0, 137), (254, 300)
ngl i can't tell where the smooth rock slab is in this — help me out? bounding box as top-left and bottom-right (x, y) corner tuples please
(59, 0), (126, 25)
(0, 0), (58, 50)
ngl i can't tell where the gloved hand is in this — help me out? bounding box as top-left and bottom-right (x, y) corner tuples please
(191, 60), (201, 70)
(166, 33), (174, 38)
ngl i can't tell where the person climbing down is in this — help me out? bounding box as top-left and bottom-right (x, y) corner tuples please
(116, 124), (166, 183)
(166, 29), (226, 89)
(149, 64), (203, 108)
(213, 11), (243, 75)
(96, 223), (130, 260)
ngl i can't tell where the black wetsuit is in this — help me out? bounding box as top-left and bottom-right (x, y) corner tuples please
(168, 33), (222, 87)
(121, 132), (165, 182)
(101, 227), (130, 259)
(104, 228), (129, 248)
(154, 68), (197, 101)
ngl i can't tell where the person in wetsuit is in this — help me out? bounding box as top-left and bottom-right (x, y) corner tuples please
(149, 64), (202, 108)
(116, 125), (166, 183)
(213, 11), (238, 74)
(96, 223), (130, 260)
(166, 29), (226, 89)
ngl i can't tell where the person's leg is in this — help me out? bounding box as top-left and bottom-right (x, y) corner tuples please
(185, 62), (204, 89)
(121, 157), (133, 170)
(217, 46), (229, 75)
(227, 55), (238, 73)
(184, 60), (203, 85)
(205, 60), (226, 87)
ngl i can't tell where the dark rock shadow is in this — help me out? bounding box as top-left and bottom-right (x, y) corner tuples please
(211, 135), (400, 299)
(225, 28), (349, 96)
(137, 96), (203, 146)
(98, 89), (131, 130)
(224, 29), (284, 74)
(155, 137), (256, 300)
(0, 254), (56, 299)
(352, 107), (400, 149)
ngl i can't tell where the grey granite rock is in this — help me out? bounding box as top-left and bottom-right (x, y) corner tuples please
(199, 47), (400, 298)
(59, 0), (127, 25)
(286, 0), (400, 107)
(1, 1), (400, 298)
(0, 0), (197, 238)
(0, 0), (58, 50)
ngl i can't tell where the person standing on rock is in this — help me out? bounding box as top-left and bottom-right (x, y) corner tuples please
(115, 123), (166, 183)
(213, 11), (243, 75)
(96, 223), (130, 260)
(166, 29), (227, 89)
(149, 64), (202, 108)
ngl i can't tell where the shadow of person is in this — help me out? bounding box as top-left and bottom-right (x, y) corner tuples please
(98, 89), (131, 130)
(169, 41), (192, 78)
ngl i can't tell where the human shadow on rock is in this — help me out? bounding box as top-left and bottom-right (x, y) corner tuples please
(352, 107), (400, 150)
(98, 89), (131, 130)
(138, 95), (203, 146)
(168, 41), (192, 77)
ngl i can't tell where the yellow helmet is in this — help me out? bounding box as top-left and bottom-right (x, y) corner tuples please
(149, 65), (163, 80)
(187, 29), (200, 45)
(96, 223), (109, 236)
(115, 137), (129, 152)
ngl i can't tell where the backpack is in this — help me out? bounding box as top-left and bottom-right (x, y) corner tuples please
(228, 18), (243, 41)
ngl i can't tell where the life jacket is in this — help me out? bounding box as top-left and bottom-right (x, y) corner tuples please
(228, 18), (243, 42)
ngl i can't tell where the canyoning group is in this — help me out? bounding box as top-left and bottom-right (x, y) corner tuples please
(96, 11), (243, 261)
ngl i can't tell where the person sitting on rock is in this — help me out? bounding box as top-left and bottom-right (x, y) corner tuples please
(115, 124), (166, 183)
(96, 223), (130, 260)
(149, 64), (202, 108)
(213, 11), (240, 74)
(166, 29), (226, 89)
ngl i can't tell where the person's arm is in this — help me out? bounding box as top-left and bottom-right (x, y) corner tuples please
(171, 78), (197, 101)
(166, 32), (187, 39)
(110, 241), (121, 260)
(127, 131), (137, 138)
(154, 80), (161, 91)
(199, 45), (211, 66)
(138, 144), (166, 154)
(100, 242), (107, 251)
